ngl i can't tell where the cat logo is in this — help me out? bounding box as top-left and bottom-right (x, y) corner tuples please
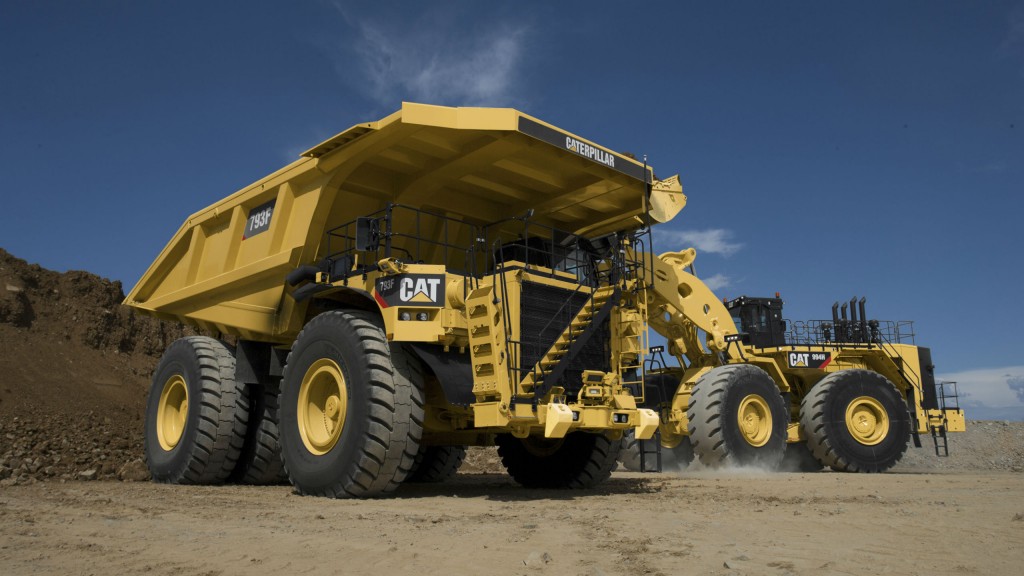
(787, 352), (832, 369)
(374, 273), (445, 308)
(400, 277), (440, 303)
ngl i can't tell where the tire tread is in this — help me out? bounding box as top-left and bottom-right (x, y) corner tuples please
(280, 310), (424, 497)
(145, 336), (248, 485)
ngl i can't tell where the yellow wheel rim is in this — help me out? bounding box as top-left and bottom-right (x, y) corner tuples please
(661, 431), (685, 450)
(520, 436), (565, 457)
(297, 358), (347, 456)
(156, 375), (189, 451)
(737, 394), (772, 447)
(845, 396), (889, 446)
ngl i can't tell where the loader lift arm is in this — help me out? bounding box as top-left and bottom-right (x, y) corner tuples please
(644, 248), (739, 361)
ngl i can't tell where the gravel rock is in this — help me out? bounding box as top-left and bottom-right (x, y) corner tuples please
(523, 551), (552, 569)
(0, 412), (145, 483)
(117, 459), (151, 482)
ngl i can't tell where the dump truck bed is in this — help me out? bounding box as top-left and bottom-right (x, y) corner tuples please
(125, 103), (684, 341)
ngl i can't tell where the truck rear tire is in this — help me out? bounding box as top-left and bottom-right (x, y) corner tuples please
(801, 370), (910, 473)
(496, 432), (618, 489)
(405, 445), (467, 483)
(688, 364), (788, 469)
(145, 337), (248, 484)
(278, 310), (423, 497)
(231, 382), (287, 485)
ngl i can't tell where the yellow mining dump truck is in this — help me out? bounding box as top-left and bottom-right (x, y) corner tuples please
(126, 103), (964, 497)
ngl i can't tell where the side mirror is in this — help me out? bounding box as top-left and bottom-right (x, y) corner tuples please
(355, 217), (380, 251)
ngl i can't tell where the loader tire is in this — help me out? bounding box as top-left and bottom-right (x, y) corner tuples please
(801, 370), (910, 473)
(145, 337), (248, 484)
(617, 431), (643, 472)
(231, 382), (287, 484)
(618, 431), (691, 471)
(662, 435), (695, 471)
(405, 445), (467, 483)
(781, 441), (824, 472)
(279, 310), (423, 498)
(496, 432), (618, 489)
(688, 364), (788, 469)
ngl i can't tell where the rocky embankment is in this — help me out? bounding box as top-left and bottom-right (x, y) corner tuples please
(1, 248), (195, 486)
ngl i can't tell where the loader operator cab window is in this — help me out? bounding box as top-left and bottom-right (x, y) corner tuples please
(727, 297), (787, 349)
(734, 308), (767, 333)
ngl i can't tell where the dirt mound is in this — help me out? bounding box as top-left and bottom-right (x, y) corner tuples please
(895, 419), (1024, 472)
(0, 248), (198, 484)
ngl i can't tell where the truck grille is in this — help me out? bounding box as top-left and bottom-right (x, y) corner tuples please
(519, 281), (610, 396)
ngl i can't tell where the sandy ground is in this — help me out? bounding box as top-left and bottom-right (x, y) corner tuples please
(2, 469), (1021, 576)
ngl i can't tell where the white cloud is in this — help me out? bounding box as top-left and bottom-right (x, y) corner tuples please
(702, 273), (731, 291)
(654, 228), (743, 257)
(336, 7), (527, 106)
(936, 366), (1024, 409)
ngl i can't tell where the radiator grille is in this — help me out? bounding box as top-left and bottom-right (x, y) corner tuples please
(519, 281), (610, 396)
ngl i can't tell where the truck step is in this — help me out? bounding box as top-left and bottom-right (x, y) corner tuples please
(637, 431), (663, 473)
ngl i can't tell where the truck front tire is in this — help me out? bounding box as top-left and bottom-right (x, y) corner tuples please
(497, 432), (618, 489)
(279, 310), (423, 497)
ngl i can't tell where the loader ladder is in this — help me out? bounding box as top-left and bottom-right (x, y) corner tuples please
(931, 381), (960, 457)
(931, 424), (949, 457)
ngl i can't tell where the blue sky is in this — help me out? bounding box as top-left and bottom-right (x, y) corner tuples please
(1, 2), (1022, 418)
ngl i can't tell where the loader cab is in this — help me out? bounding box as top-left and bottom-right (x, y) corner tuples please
(725, 296), (787, 348)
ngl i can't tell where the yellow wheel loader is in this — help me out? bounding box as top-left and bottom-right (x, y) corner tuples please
(126, 103), (964, 497)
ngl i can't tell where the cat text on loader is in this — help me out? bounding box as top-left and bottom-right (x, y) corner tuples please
(126, 103), (964, 497)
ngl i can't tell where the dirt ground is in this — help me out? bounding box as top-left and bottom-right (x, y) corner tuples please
(2, 470), (1022, 576)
